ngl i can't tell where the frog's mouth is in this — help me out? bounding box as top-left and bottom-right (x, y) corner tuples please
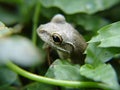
(55, 46), (70, 54)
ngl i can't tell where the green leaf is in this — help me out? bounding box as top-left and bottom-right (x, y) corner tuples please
(0, 35), (43, 67)
(89, 21), (120, 47)
(23, 83), (54, 90)
(0, 86), (17, 90)
(45, 59), (84, 81)
(85, 43), (119, 66)
(85, 21), (120, 65)
(0, 7), (19, 25)
(0, 0), (23, 5)
(68, 14), (108, 31)
(80, 64), (119, 89)
(39, 0), (120, 14)
(0, 66), (17, 87)
(18, 0), (36, 23)
(41, 7), (61, 19)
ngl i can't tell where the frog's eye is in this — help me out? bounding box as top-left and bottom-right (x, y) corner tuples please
(52, 33), (63, 44)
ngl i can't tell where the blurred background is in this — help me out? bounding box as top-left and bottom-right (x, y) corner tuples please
(0, 0), (120, 90)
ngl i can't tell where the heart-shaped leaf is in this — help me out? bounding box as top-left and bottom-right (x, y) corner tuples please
(45, 59), (85, 81)
(80, 64), (119, 89)
(89, 21), (120, 47)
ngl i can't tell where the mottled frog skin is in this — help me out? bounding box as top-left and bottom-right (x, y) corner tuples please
(37, 14), (87, 64)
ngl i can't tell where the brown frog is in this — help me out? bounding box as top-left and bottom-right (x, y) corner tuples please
(37, 14), (87, 64)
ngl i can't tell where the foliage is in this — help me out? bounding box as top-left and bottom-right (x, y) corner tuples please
(40, 0), (120, 14)
(0, 0), (120, 90)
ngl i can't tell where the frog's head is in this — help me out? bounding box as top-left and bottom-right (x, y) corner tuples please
(37, 14), (74, 54)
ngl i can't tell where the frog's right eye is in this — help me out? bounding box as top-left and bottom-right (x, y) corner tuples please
(52, 33), (63, 44)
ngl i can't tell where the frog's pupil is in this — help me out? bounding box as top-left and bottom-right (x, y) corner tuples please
(53, 35), (60, 42)
(52, 34), (62, 44)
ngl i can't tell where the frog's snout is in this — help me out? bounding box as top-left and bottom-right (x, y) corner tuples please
(37, 29), (47, 34)
(37, 25), (44, 34)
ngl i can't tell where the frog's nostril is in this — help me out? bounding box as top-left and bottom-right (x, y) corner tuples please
(38, 30), (46, 34)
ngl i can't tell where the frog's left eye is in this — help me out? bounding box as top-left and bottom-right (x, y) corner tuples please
(52, 33), (63, 44)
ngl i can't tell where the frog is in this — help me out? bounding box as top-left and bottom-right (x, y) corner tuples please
(37, 14), (87, 64)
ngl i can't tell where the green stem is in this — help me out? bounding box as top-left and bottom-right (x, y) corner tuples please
(32, 0), (41, 45)
(6, 61), (112, 89)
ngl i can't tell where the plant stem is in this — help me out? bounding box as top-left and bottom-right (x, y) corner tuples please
(32, 0), (41, 45)
(6, 61), (112, 89)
